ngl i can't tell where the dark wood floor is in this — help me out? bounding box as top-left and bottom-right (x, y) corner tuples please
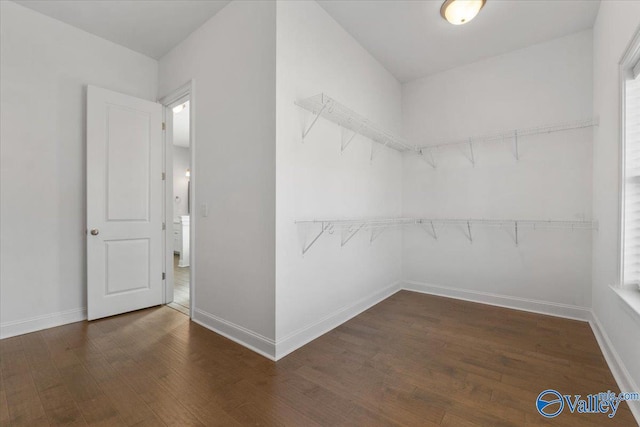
(0, 291), (635, 426)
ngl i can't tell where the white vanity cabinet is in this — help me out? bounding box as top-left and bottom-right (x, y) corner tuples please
(173, 221), (182, 253)
(173, 215), (190, 267)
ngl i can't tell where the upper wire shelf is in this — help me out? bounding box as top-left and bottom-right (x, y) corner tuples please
(295, 93), (413, 155)
(414, 117), (599, 167)
(295, 217), (597, 254)
(295, 93), (597, 167)
(417, 118), (599, 150)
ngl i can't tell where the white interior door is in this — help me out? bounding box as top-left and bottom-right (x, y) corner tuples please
(87, 85), (164, 320)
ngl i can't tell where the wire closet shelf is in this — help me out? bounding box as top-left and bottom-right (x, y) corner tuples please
(295, 93), (598, 166)
(294, 218), (598, 255)
(295, 93), (413, 153)
(414, 117), (599, 167)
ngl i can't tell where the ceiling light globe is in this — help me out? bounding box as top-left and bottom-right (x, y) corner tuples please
(441, 0), (486, 25)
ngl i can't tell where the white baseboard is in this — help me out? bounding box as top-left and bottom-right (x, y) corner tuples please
(0, 307), (86, 339)
(402, 280), (592, 322)
(192, 308), (276, 361)
(275, 282), (401, 360)
(589, 312), (640, 424)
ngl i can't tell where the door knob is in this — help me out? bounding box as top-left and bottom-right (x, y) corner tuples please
(90, 229), (99, 236)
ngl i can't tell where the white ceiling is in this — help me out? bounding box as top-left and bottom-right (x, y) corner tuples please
(173, 101), (190, 147)
(13, 0), (600, 81)
(317, 0), (600, 82)
(14, 0), (230, 59)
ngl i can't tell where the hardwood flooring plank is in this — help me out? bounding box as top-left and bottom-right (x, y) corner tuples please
(3, 371), (49, 426)
(0, 371), (12, 426)
(20, 333), (86, 426)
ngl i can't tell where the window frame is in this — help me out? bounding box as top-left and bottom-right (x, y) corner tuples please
(619, 26), (640, 291)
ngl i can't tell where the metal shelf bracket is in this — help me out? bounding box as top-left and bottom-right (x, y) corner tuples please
(370, 227), (386, 244)
(341, 123), (363, 153)
(341, 223), (365, 247)
(465, 221), (473, 243)
(419, 220), (438, 240)
(371, 139), (390, 163)
(301, 102), (329, 142)
(497, 221), (519, 246)
(418, 148), (437, 169)
(468, 140), (476, 167)
(301, 221), (333, 255)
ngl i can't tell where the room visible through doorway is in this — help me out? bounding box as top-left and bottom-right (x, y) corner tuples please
(167, 99), (191, 315)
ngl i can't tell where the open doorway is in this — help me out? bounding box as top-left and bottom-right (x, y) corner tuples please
(161, 81), (194, 318)
(165, 95), (191, 316)
(169, 99), (190, 315)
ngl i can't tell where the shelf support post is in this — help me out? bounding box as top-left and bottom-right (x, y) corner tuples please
(514, 130), (519, 161)
(468, 139), (476, 167)
(515, 221), (519, 246)
(301, 103), (328, 142)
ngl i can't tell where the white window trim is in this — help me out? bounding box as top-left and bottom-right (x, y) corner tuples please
(619, 25), (640, 294)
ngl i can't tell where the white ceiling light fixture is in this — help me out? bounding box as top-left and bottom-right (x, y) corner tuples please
(173, 103), (186, 114)
(440, 0), (486, 25)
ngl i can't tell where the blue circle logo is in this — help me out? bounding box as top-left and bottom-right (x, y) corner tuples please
(536, 389), (564, 418)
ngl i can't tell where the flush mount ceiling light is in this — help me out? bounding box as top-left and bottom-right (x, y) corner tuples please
(173, 103), (186, 114)
(441, 0), (486, 25)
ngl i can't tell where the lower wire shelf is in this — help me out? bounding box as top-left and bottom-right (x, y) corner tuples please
(294, 217), (598, 255)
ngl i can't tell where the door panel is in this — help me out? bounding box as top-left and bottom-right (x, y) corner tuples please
(87, 85), (163, 320)
(106, 105), (151, 221)
(105, 239), (150, 295)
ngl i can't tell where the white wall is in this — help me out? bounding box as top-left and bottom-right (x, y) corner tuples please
(592, 0), (640, 402)
(0, 1), (158, 338)
(274, 0), (403, 358)
(158, 0), (277, 353)
(172, 146), (190, 218)
(401, 31), (594, 314)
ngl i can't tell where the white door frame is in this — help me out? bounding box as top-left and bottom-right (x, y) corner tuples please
(159, 80), (196, 319)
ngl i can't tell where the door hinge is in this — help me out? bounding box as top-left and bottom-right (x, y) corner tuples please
(162, 222), (166, 230)
(162, 172), (166, 180)
(162, 122), (166, 131)
(162, 272), (166, 280)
